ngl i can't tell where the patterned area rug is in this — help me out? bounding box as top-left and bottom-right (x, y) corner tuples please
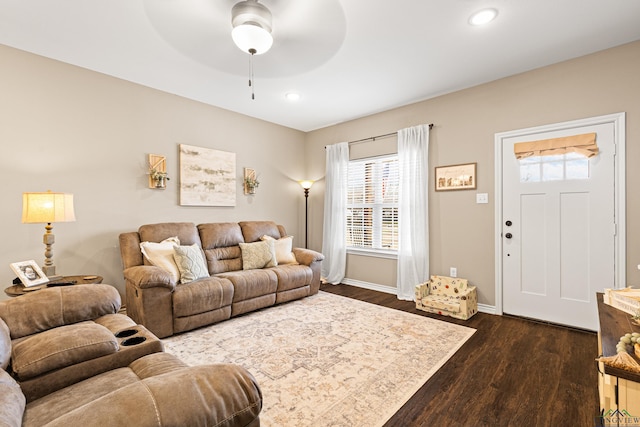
(163, 291), (475, 426)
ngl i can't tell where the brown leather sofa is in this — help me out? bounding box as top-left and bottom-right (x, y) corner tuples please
(0, 285), (262, 426)
(119, 220), (324, 338)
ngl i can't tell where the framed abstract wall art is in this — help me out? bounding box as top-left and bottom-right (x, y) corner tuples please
(179, 144), (236, 206)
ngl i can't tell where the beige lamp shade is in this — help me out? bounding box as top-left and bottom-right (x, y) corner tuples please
(22, 192), (76, 224)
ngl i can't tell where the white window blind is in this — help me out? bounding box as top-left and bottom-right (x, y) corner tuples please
(346, 155), (399, 252)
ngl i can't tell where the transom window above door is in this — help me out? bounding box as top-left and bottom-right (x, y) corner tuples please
(519, 152), (590, 182)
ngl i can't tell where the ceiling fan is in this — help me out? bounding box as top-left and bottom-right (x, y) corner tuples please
(143, 0), (346, 81)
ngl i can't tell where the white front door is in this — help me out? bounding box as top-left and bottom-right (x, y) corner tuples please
(498, 114), (625, 331)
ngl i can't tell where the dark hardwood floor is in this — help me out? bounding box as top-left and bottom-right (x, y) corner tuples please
(320, 283), (600, 427)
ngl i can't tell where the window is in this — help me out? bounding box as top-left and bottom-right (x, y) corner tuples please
(346, 155), (399, 254)
(519, 152), (590, 183)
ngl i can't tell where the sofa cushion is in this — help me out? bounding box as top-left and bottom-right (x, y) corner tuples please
(173, 244), (210, 284)
(203, 246), (243, 274)
(138, 222), (201, 248)
(140, 237), (181, 282)
(0, 369), (25, 427)
(0, 317), (10, 370)
(0, 285), (121, 340)
(261, 235), (298, 265)
(218, 269), (278, 302)
(172, 277), (234, 318)
(239, 221), (282, 243)
(429, 275), (469, 295)
(199, 223), (245, 248)
(271, 265), (313, 292)
(12, 323), (119, 380)
(419, 295), (461, 313)
(240, 240), (276, 270)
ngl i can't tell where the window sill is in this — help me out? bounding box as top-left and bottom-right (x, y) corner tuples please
(346, 248), (398, 260)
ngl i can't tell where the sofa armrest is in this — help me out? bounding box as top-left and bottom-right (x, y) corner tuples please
(292, 248), (324, 266)
(123, 267), (175, 338)
(415, 282), (430, 300)
(123, 266), (177, 291)
(0, 285), (121, 340)
(40, 364), (262, 427)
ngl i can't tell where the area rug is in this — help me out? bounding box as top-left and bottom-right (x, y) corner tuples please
(163, 291), (475, 426)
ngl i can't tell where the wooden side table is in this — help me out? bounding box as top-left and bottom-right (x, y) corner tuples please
(4, 275), (103, 297)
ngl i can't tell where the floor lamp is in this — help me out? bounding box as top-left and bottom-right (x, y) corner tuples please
(299, 181), (314, 248)
(22, 191), (76, 280)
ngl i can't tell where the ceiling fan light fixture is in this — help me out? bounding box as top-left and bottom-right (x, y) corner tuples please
(285, 92), (300, 101)
(231, 0), (273, 55)
(469, 8), (498, 26)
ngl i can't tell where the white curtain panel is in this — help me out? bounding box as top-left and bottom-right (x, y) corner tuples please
(321, 142), (349, 284)
(396, 124), (430, 300)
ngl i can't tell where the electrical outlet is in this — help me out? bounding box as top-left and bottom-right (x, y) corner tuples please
(450, 267), (457, 277)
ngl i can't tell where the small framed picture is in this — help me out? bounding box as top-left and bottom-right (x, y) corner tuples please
(435, 163), (477, 191)
(10, 260), (49, 287)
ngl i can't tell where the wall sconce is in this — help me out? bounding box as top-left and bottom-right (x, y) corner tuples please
(299, 181), (314, 248)
(148, 154), (169, 189)
(244, 168), (259, 195)
(22, 190), (76, 279)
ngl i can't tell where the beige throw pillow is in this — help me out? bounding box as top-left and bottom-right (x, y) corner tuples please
(261, 235), (298, 265)
(239, 240), (277, 270)
(173, 244), (210, 284)
(140, 236), (181, 282)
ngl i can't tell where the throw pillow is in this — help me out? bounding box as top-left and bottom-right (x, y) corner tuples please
(140, 237), (181, 282)
(239, 240), (277, 270)
(0, 370), (25, 427)
(261, 235), (298, 265)
(173, 244), (210, 284)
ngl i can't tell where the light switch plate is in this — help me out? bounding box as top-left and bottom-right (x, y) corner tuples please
(476, 193), (489, 204)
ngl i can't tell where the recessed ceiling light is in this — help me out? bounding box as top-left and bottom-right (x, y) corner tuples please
(469, 8), (498, 26)
(285, 92), (301, 101)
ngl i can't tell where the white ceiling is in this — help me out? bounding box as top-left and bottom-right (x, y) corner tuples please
(2, 0), (640, 132)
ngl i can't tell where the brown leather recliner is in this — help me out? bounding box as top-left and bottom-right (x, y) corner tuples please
(0, 284), (163, 401)
(0, 285), (262, 426)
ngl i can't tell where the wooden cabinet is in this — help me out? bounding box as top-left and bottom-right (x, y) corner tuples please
(596, 294), (640, 417)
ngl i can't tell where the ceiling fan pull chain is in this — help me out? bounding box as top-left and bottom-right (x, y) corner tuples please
(249, 48), (256, 100)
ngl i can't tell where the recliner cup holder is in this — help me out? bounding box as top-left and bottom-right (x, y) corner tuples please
(122, 336), (147, 346)
(115, 329), (138, 338)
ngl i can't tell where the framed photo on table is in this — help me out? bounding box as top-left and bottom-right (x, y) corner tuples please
(10, 260), (49, 287)
(435, 163), (477, 191)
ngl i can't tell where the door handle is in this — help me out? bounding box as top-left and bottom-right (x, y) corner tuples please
(505, 233), (513, 239)
(505, 220), (512, 226)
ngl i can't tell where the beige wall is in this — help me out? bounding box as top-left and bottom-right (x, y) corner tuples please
(2, 41), (638, 308)
(0, 44), (307, 300)
(305, 40), (640, 307)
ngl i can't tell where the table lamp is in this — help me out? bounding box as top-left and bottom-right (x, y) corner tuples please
(22, 191), (76, 279)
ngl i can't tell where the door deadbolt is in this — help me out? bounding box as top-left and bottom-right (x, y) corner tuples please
(505, 220), (512, 226)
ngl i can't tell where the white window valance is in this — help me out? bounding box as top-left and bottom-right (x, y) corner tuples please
(514, 132), (598, 159)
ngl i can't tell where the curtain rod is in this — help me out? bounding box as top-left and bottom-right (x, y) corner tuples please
(326, 123), (434, 148)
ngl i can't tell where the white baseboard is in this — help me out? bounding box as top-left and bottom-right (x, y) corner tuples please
(341, 278), (397, 295)
(338, 278), (498, 315)
(477, 303), (496, 315)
